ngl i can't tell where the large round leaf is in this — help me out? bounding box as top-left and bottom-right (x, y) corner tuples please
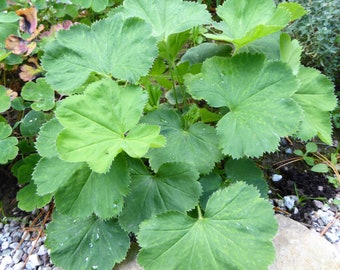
(122, 0), (211, 40)
(119, 161), (201, 233)
(46, 212), (130, 270)
(56, 79), (165, 173)
(142, 108), (222, 174)
(41, 14), (158, 93)
(138, 182), (277, 270)
(293, 67), (337, 145)
(185, 53), (301, 158)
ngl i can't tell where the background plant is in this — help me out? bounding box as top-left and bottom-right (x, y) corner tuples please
(0, 0), (338, 270)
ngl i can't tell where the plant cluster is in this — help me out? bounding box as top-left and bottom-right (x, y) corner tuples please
(277, 0), (340, 89)
(0, 0), (337, 269)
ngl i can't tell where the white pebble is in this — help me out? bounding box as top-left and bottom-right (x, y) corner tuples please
(283, 195), (298, 210)
(272, 174), (283, 182)
(12, 249), (24, 264)
(1, 241), (10, 250)
(13, 262), (25, 270)
(28, 253), (43, 267)
(1, 255), (13, 266)
(38, 245), (48, 256)
(325, 232), (339, 243)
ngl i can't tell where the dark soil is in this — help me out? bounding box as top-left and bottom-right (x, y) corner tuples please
(0, 164), (20, 217)
(270, 166), (337, 223)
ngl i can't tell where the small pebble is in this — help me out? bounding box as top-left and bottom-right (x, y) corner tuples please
(283, 195), (298, 210)
(13, 262), (25, 270)
(12, 249), (23, 264)
(272, 174), (283, 182)
(28, 253), (43, 267)
(313, 200), (324, 209)
(325, 232), (339, 243)
(1, 241), (10, 250)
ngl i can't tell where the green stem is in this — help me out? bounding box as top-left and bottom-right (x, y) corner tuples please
(197, 204), (203, 220)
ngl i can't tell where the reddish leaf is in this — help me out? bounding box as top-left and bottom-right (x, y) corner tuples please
(5, 35), (36, 55)
(16, 7), (37, 34)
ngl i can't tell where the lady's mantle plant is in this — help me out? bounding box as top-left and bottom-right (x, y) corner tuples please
(0, 0), (337, 269)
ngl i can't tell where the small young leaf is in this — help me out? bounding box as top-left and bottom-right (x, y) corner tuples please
(293, 149), (304, 156)
(185, 53), (300, 158)
(20, 110), (48, 137)
(118, 162), (201, 233)
(311, 163), (329, 173)
(56, 79), (165, 173)
(293, 67), (337, 145)
(0, 122), (18, 164)
(138, 182), (277, 270)
(304, 156), (315, 166)
(42, 15), (158, 92)
(121, 0), (211, 40)
(305, 142), (318, 153)
(142, 108), (222, 174)
(46, 212), (130, 270)
(17, 182), (53, 211)
(205, 0), (292, 50)
(21, 78), (55, 111)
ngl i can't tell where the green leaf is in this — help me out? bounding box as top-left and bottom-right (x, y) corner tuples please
(0, 122), (18, 164)
(185, 54), (300, 158)
(138, 182), (277, 270)
(35, 118), (63, 158)
(55, 154), (130, 219)
(225, 158), (268, 198)
(17, 182), (53, 211)
(278, 2), (306, 21)
(311, 163), (329, 173)
(42, 15), (158, 93)
(280, 33), (302, 75)
(118, 162), (201, 233)
(293, 67), (337, 145)
(11, 154), (40, 184)
(142, 109), (222, 174)
(179, 43), (232, 65)
(305, 142), (318, 153)
(33, 157), (86, 195)
(20, 110), (48, 137)
(46, 212), (130, 270)
(21, 78), (55, 111)
(0, 85), (10, 112)
(158, 31), (191, 62)
(121, 0), (211, 40)
(205, 0), (292, 50)
(56, 79), (165, 173)
(198, 172), (223, 210)
(71, 0), (109, 12)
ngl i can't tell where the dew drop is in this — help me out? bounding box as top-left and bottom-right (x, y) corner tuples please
(85, 257), (89, 262)
(89, 243), (93, 248)
(73, 219), (77, 223)
(92, 266), (98, 269)
(59, 242), (64, 247)
(221, 80), (224, 84)
(112, 204), (117, 208)
(199, 78), (203, 81)
(29, 120), (33, 123)
(96, 233), (100, 240)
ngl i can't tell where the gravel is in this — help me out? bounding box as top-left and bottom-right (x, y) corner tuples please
(0, 215), (60, 270)
(2, 193), (340, 269)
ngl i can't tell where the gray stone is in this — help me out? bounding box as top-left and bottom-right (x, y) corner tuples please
(325, 231), (340, 244)
(13, 262), (25, 270)
(283, 195), (298, 210)
(1, 255), (13, 266)
(28, 253), (43, 267)
(313, 200), (324, 209)
(12, 249), (23, 264)
(272, 174), (283, 182)
(1, 241), (9, 250)
(38, 245), (48, 256)
(9, 242), (19, 249)
(269, 214), (340, 270)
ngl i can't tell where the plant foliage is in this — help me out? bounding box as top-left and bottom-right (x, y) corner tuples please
(0, 0), (337, 269)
